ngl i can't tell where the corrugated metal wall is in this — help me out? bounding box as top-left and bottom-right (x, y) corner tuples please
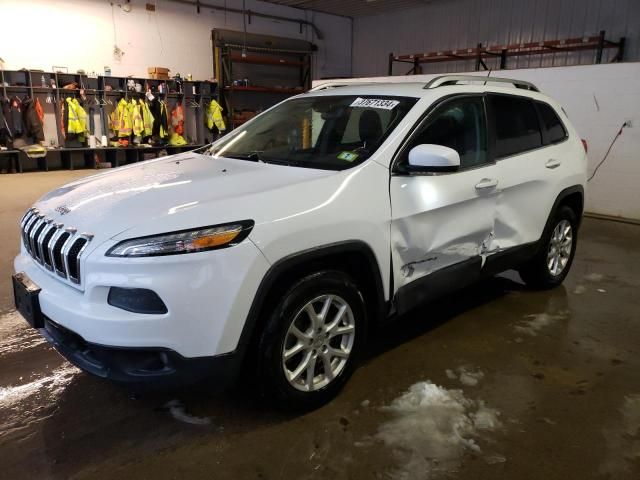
(352, 0), (639, 77)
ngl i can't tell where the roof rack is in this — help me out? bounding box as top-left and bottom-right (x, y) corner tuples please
(309, 81), (372, 91)
(424, 75), (540, 92)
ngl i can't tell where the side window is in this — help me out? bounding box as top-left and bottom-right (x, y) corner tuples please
(401, 96), (488, 169)
(490, 95), (542, 158)
(536, 101), (567, 144)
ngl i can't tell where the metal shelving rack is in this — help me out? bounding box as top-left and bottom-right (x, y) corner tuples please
(0, 69), (216, 172)
(213, 28), (314, 129)
(388, 30), (626, 75)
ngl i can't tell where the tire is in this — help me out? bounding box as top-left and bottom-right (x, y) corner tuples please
(257, 270), (366, 410)
(519, 205), (578, 289)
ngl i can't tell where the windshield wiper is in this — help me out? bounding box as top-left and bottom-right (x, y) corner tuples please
(222, 151), (265, 163)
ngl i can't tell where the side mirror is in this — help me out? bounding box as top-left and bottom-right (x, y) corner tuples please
(408, 144), (460, 171)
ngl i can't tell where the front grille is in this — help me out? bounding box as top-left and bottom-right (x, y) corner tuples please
(20, 208), (93, 285)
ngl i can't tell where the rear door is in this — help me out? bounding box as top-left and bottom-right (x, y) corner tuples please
(390, 95), (500, 311)
(489, 94), (567, 250)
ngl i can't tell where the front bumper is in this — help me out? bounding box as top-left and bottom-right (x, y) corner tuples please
(41, 317), (240, 389)
(14, 238), (271, 359)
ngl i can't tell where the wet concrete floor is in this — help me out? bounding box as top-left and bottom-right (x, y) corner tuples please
(1, 170), (639, 479)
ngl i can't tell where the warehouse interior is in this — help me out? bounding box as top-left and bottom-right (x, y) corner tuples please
(1, 0), (639, 479)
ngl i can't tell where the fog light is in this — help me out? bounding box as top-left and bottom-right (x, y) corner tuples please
(108, 287), (168, 314)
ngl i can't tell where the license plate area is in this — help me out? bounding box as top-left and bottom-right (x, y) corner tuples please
(12, 272), (44, 328)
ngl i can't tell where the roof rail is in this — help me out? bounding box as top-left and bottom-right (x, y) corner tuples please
(309, 81), (372, 91)
(424, 75), (540, 92)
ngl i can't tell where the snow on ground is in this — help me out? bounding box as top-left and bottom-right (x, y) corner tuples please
(514, 311), (569, 336)
(0, 365), (78, 410)
(445, 366), (485, 387)
(376, 381), (501, 479)
(164, 399), (211, 426)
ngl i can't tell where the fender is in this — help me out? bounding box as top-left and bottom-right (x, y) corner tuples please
(234, 240), (387, 357)
(549, 185), (585, 226)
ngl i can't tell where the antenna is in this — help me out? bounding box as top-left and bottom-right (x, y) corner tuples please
(484, 69), (492, 86)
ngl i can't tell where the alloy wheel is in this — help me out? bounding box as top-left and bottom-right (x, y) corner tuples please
(547, 219), (573, 276)
(282, 294), (356, 392)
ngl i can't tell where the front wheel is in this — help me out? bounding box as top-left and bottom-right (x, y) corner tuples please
(519, 206), (578, 289)
(257, 271), (366, 410)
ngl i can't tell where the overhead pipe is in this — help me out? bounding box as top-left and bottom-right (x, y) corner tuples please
(165, 0), (324, 39)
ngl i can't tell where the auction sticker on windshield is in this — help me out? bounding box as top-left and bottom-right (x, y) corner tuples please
(350, 97), (400, 110)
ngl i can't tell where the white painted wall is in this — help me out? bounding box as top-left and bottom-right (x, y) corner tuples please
(314, 63), (640, 220)
(0, 0), (351, 80)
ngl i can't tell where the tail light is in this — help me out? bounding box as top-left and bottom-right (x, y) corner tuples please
(581, 139), (588, 153)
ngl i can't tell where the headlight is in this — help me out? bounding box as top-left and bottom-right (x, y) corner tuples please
(106, 220), (254, 257)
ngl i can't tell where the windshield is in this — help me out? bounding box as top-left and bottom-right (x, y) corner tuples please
(207, 95), (418, 170)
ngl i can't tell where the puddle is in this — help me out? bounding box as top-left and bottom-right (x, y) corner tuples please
(573, 285), (587, 295)
(514, 311), (569, 336)
(600, 393), (640, 477)
(0, 365), (78, 409)
(376, 381), (502, 479)
(0, 365), (79, 438)
(584, 273), (604, 282)
(0, 311), (47, 357)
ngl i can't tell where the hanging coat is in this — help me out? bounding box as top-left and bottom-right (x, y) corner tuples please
(10, 98), (24, 138)
(150, 98), (169, 139)
(140, 100), (154, 137)
(131, 99), (144, 137)
(0, 98), (13, 146)
(22, 97), (45, 143)
(205, 99), (226, 133)
(65, 97), (87, 142)
(170, 102), (184, 136)
(116, 98), (132, 138)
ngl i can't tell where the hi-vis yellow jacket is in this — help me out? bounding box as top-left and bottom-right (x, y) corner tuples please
(140, 100), (154, 137)
(131, 100), (144, 137)
(115, 98), (132, 137)
(66, 97), (87, 140)
(205, 99), (226, 132)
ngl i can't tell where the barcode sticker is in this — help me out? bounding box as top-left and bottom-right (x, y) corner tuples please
(350, 97), (400, 110)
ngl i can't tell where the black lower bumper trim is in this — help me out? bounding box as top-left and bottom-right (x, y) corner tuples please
(42, 318), (240, 390)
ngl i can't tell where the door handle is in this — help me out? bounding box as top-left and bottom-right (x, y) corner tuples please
(475, 178), (498, 190)
(546, 158), (562, 169)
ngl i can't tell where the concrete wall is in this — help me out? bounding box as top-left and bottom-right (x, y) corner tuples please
(313, 62), (640, 220)
(353, 0), (639, 77)
(0, 0), (351, 80)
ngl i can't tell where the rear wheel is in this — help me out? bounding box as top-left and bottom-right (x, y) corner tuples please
(257, 271), (365, 410)
(519, 206), (578, 289)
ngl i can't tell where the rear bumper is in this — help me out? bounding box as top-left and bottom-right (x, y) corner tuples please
(41, 317), (241, 390)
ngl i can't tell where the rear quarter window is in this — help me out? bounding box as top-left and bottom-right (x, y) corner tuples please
(536, 101), (568, 144)
(490, 94), (542, 158)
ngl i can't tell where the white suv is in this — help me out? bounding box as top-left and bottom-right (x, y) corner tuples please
(13, 76), (586, 408)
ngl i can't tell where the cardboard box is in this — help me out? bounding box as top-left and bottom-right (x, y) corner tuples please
(148, 66), (170, 75)
(149, 73), (170, 80)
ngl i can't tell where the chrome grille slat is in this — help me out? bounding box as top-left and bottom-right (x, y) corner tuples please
(39, 224), (57, 268)
(53, 232), (71, 278)
(29, 217), (46, 259)
(19, 207), (92, 287)
(23, 215), (40, 254)
(47, 228), (65, 272)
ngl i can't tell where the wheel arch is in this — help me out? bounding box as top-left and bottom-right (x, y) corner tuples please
(550, 185), (584, 227)
(235, 240), (387, 364)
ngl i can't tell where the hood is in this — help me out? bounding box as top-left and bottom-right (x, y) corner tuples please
(33, 152), (336, 242)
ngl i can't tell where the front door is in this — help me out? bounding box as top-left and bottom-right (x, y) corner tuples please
(390, 95), (499, 312)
